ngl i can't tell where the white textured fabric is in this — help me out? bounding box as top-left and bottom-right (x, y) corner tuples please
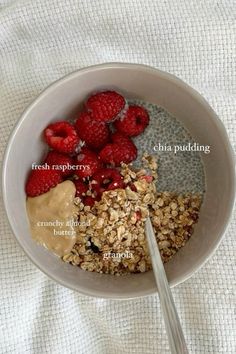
(0, 1), (235, 353)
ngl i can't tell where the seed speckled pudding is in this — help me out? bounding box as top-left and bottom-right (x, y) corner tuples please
(131, 99), (205, 194)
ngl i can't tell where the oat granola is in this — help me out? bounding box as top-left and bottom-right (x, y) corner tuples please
(62, 155), (202, 275)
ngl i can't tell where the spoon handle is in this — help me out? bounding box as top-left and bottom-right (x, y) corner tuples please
(145, 217), (189, 354)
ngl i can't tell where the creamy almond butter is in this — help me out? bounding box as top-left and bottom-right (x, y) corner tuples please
(26, 180), (78, 256)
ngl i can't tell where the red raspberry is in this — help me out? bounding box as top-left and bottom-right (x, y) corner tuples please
(83, 196), (99, 207)
(74, 111), (109, 149)
(86, 91), (125, 123)
(111, 133), (138, 159)
(91, 168), (125, 196)
(114, 105), (149, 137)
(26, 168), (62, 197)
(99, 134), (137, 166)
(73, 180), (89, 198)
(111, 132), (136, 149)
(44, 151), (74, 177)
(74, 147), (102, 178)
(44, 121), (80, 154)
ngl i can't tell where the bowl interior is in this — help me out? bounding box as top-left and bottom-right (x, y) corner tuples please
(3, 63), (235, 298)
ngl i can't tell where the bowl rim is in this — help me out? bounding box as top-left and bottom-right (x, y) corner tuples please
(2, 62), (236, 299)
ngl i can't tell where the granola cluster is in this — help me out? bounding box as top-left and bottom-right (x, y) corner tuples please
(62, 155), (202, 275)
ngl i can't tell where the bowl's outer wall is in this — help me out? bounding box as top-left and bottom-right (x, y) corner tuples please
(2, 63), (235, 299)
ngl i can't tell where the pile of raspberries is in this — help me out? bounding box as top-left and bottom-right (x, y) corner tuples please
(26, 90), (150, 205)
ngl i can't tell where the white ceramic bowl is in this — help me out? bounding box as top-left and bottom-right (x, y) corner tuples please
(2, 63), (235, 299)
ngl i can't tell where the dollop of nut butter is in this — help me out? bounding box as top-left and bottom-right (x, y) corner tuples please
(26, 180), (78, 256)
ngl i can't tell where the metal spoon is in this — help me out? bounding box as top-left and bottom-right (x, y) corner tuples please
(145, 217), (189, 354)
